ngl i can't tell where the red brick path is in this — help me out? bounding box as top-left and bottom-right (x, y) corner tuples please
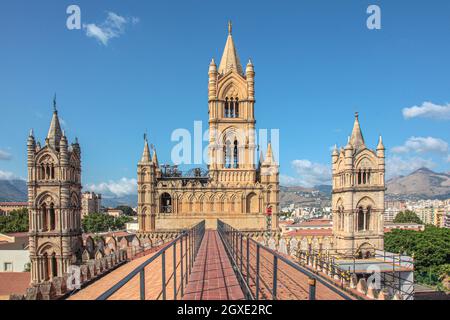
(183, 230), (245, 300)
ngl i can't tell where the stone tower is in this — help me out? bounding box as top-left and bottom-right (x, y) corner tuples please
(27, 99), (83, 285)
(331, 113), (385, 256)
(137, 136), (161, 232)
(208, 21), (258, 183)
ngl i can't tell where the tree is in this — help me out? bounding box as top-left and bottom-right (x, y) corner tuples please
(115, 206), (135, 216)
(393, 210), (423, 224)
(385, 226), (450, 289)
(82, 213), (134, 233)
(0, 208), (29, 233)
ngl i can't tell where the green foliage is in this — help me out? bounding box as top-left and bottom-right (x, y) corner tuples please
(115, 206), (135, 216)
(385, 226), (450, 288)
(393, 210), (423, 224)
(82, 212), (134, 233)
(0, 208), (29, 233)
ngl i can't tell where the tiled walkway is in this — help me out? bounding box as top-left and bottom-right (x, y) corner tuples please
(183, 231), (245, 300)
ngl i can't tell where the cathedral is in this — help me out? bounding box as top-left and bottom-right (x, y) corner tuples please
(137, 23), (280, 232)
(27, 100), (83, 285)
(331, 113), (385, 256)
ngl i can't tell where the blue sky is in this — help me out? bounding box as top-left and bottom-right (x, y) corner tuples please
(0, 0), (449, 197)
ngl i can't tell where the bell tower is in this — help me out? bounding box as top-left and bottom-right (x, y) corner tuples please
(208, 22), (257, 184)
(28, 97), (83, 285)
(331, 113), (385, 256)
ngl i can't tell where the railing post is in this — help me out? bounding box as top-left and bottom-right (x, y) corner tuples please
(272, 256), (278, 300)
(240, 234), (243, 274)
(256, 244), (260, 300)
(140, 269), (145, 300)
(185, 234), (189, 285)
(180, 234), (184, 297)
(162, 251), (166, 300)
(308, 278), (316, 300)
(173, 241), (177, 300)
(246, 237), (250, 288)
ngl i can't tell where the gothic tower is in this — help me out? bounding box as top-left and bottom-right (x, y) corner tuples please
(137, 136), (160, 233)
(208, 22), (258, 183)
(331, 113), (385, 256)
(27, 98), (83, 285)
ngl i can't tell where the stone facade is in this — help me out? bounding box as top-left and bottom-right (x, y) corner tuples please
(27, 100), (83, 285)
(138, 23), (279, 232)
(331, 113), (385, 256)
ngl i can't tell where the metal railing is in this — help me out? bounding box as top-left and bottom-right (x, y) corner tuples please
(217, 220), (354, 300)
(97, 221), (205, 300)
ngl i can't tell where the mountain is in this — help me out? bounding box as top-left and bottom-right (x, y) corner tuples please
(386, 168), (450, 200)
(101, 195), (137, 208)
(0, 179), (27, 202)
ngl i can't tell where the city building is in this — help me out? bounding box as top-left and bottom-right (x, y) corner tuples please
(331, 113), (386, 256)
(27, 100), (83, 285)
(0, 232), (29, 272)
(81, 191), (102, 218)
(0, 202), (28, 216)
(137, 23), (279, 232)
(105, 208), (124, 218)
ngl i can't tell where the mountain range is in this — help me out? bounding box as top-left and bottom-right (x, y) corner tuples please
(0, 167), (449, 205)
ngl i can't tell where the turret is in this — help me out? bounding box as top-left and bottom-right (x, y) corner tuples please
(60, 130), (69, 166)
(377, 135), (385, 158)
(246, 59), (255, 100)
(331, 144), (339, 171)
(208, 59), (218, 100)
(27, 130), (36, 176)
(140, 136), (151, 163)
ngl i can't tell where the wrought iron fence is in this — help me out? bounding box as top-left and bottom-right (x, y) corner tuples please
(96, 221), (205, 300)
(217, 220), (354, 300)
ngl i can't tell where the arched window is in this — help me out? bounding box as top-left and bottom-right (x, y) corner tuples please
(224, 140), (232, 168)
(41, 203), (47, 231)
(365, 206), (371, 231)
(235, 98), (239, 117)
(233, 140), (239, 168)
(357, 206), (365, 231)
(51, 253), (58, 277)
(357, 170), (362, 185)
(43, 252), (49, 281)
(49, 203), (56, 231)
(160, 193), (172, 214)
(224, 98), (229, 118)
(229, 98), (234, 117)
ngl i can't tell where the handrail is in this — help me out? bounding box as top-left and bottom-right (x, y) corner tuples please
(97, 221), (205, 300)
(217, 220), (354, 300)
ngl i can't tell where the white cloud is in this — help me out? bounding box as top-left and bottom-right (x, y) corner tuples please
(391, 136), (448, 155)
(280, 160), (331, 187)
(86, 177), (137, 197)
(83, 12), (139, 46)
(0, 170), (18, 180)
(386, 156), (436, 179)
(402, 102), (450, 120)
(0, 149), (12, 160)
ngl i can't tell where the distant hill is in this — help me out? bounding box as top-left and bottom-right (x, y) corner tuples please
(101, 195), (137, 208)
(0, 179), (27, 202)
(386, 168), (450, 200)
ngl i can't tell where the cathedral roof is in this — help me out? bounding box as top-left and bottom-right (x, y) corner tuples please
(46, 96), (63, 150)
(218, 21), (243, 75)
(349, 112), (365, 151)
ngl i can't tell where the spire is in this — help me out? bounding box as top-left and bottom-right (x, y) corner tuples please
(141, 134), (151, 163)
(218, 21), (243, 75)
(332, 144), (338, 155)
(349, 112), (365, 151)
(264, 142), (275, 164)
(46, 96), (63, 150)
(152, 145), (159, 167)
(377, 135), (385, 150)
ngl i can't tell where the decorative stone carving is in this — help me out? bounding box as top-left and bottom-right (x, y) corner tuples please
(51, 277), (66, 296)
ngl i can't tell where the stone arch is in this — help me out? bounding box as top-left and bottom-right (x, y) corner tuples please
(217, 73), (247, 100)
(355, 242), (376, 259)
(246, 192), (259, 214)
(160, 192), (172, 214)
